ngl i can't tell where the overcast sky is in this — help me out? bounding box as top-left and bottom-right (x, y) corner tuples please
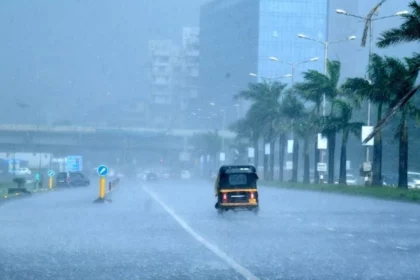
(0, 0), (417, 125)
(0, 0), (208, 124)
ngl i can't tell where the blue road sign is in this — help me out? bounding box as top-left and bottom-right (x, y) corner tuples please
(48, 170), (55, 177)
(97, 165), (108, 176)
(66, 156), (83, 172)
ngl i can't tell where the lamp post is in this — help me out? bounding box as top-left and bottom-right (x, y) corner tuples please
(336, 8), (408, 165)
(248, 72), (292, 82)
(268, 56), (319, 86)
(234, 104), (240, 120)
(296, 34), (356, 116)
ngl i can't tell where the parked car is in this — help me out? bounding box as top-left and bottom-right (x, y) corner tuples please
(408, 171), (420, 189)
(56, 172), (90, 187)
(146, 172), (158, 181)
(346, 174), (358, 185)
(181, 170), (191, 179)
(382, 174), (398, 187)
(10, 167), (32, 176)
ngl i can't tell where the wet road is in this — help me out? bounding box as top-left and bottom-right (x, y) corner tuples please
(1, 179), (420, 280)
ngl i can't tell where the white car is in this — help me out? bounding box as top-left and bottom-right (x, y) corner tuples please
(181, 170), (191, 179)
(12, 168), (32, 176)
(137, 173), (147, 180)
(408, 171), (420, 188)
(346, 174), (357, 185)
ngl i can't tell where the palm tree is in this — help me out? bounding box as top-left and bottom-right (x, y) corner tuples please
(191, 131), (222, 175)
(341, 54), (392, 186)
(384, 55), (420, 188)
(294, 81), (323, 184)
(278, 92), (305, 182)
(229, 118), (258, 165)
(235, 81), (288, 180)
(330, 100), (364, 184)
(377, 1), (420, 48)
(294, 110), (319, 183)
(294, 60), (342, 184)
(367, 2), (420, 138)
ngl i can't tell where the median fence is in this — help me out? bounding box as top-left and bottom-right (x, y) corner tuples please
(93, 177), (120, 203)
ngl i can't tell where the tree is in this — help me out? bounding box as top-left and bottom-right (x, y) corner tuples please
(342, 54), (392, 186)
(377, 1), (420, 48)
(364, 2), (420, 136)
(230, 113), (261, 168)
(331, 99), (364, 184)
(294, 60), (342, 184)
(384, 55), (420, 188)
(279, 92), (305, 182)
(294, 110), (319, 183)
(191, 131), (222, 161)
(294, 78), (323, 184)
(235, 81), (288, 180)
(191, 131), (222, 176)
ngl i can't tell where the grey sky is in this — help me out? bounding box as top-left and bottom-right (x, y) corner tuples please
(0, 0), (207, 124)
(0, 0), (417, 125)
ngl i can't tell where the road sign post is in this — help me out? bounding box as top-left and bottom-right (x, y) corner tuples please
(47, 170), (55, 189)
(95, 165), (108, 202)
(99, 177), (106, 199)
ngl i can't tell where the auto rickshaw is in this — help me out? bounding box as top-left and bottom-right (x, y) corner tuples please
(214, 165), (259, 215)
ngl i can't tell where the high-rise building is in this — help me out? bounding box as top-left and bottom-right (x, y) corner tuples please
(147, 28), (200, 129)
(198, 0), (365, 126)
(199, 0), (331, 124)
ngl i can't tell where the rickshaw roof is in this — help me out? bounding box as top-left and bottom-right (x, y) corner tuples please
(218, 165), (256, 174)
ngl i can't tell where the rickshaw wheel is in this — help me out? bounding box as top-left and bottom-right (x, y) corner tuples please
(252, 207), (260, 215)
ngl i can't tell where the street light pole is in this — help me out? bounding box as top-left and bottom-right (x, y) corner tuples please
(297, 34), (356, 116)
(335, 8), (408, 165)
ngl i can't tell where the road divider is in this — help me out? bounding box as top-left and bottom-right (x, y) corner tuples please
(93, 177), (120, 203)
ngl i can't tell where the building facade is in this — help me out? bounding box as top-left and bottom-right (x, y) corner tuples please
(199, 0), (365, 127)
(147, 28), (200, 129)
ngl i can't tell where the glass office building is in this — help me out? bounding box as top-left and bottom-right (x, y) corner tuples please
(199, 0), (332, 126)
(257, 0), (328, 80)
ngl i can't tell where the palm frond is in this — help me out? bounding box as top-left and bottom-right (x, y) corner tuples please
(362, 0), (388, 47)
(327, 60), (341, 88)
(341, 77), (372, 101)
(348, 122), (364, 138)
(377, 1), (420, 48)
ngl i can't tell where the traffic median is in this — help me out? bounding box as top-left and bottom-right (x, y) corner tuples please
(263, 181), (420, 203)
(93, 165), (121, 203)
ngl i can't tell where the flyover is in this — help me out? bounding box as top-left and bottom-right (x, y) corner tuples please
(0, 124), (236, 155)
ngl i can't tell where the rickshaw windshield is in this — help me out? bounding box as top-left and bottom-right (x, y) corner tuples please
(219, 173), (258, 189)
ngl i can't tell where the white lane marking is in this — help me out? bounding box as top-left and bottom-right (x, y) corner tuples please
(142, 186), (260, 280)
(409, 218), (418, 222)
(368, 239), (378, 244)
(311, 223), (319, 227)
(296, 218), (302, 222)
(396, 246), (408, 251)
(345, 233), (354, 237)
(326, 227), (335, 231)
